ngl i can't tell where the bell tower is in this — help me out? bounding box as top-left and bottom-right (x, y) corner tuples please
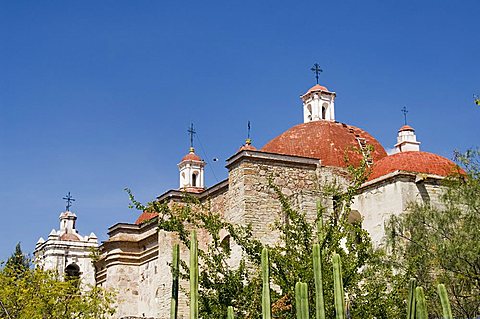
(301, 84), (336, 123)
(178, 124), (205, 193)
(394, 125), (421, 153)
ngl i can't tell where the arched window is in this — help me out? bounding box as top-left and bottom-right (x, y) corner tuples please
(65, 263), (81, 287)
(192, 171), (198, 187)
(307, 104), (312, 120)
(220, 235), (231, 252)
(322, 103), (328, 119)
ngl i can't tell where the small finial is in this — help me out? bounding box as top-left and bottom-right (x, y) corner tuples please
(62, 192), (75, 211)
(246, 120), (251, 144)
(401, 106), (408, 125)
(187, 123), (196, 150)
(310, 63), (323, 84)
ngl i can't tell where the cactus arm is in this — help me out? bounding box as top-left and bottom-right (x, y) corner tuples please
(415, 286), (428, 319)
(190, 230), (198, 319)
(437, 284), (453, 319)
(333, 253), (345, 319)
(313, 244), (325, 319)
(261, 248), (271, 319)
(170, 243), (180, 319)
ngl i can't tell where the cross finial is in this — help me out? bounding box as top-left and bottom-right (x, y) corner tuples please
(62, 192), (75, 211)
(246, 121), (252, 145)
(187, 123), (196, 149)
(310, 63), (323, 84)
(401, 106), (408, 125)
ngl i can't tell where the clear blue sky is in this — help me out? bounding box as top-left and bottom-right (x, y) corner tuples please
(0, 1), (479, 261)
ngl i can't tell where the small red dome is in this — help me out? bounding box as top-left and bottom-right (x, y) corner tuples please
(239, 144), (257, 151)
(60, 233), (81, 241)
(181, 150), (202, 162)
(368, 151), (461, 181)
(135, 211), (158, 224)
(398, 125), (415, 132)
(307, 84), (329, 93)
(238, 139), (257, 152)
(261, 121), (387, 168)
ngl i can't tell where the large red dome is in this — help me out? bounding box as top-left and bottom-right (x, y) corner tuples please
(261, 121), (387, 168)
(368, 151), (461, 181)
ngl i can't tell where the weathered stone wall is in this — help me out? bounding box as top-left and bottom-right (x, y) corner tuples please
(225, 154), (341, 246)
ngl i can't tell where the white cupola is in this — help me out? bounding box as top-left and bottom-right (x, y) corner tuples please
(301, 84), (336, 123)
(59, 210), (77, 234)
(394, 125), (421, 153)
(178, 147), (206, 193)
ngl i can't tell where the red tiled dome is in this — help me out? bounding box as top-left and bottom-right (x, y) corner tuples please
(307, 84), (329, 93)
(60, 233), (81, 241)
(135, 211), (158, 225)
(368, 151), (461, 181)
(181, 152), (202, 162)
(398, 125), (415, 132)
(261, 121), (387, 168)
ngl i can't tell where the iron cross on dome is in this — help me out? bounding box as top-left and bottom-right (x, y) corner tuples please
(401, 106), (409, 125)
(310, 63), (323, 84)
(187, 123), (196, 149)
(62, 192), (75, 211)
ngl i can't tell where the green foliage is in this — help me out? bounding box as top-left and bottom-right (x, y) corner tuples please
(387, 148), (480, 318)
(5, 243), (29, 275)
(0, 246), (115, 319)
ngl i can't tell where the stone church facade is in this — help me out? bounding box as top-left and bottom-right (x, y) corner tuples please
(36, 83), (460, 319)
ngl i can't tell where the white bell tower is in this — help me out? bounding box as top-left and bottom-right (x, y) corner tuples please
(178, 124), (206, 193)
(178, 147), (205, 192)
(394, 125), (421, 153)
(300, 84), (336, 123)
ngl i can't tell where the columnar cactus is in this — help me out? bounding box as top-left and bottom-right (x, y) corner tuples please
(332, 253), (345, 319)
(316, 200), (325, 245)
(170, 243), (180, 319)
(295, 282), (309, 319)
(227, 306), (234, 319)
(437, 284), (453, 319)
(190, 230), (198, 319)
(313, 244), (325, 319)
(261, 247), (271, 319)
(406, 278), (416, 319)
(415, 286), (428, 319)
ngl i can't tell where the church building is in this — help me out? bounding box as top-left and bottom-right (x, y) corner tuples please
(34, 193), (99, 288)
(36, 82), (460, 319)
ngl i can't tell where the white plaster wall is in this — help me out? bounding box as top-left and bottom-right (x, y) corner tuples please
(353, 177), (445, 246)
